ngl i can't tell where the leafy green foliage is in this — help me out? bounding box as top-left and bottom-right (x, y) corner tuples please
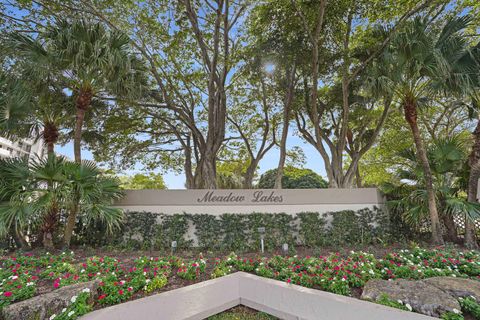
(119, 173), (166, 190)
(75, 207), (397, 251)
(257, 167), (328, 189)
(459, 297), (480, 319)
(375, 294), (410, 311)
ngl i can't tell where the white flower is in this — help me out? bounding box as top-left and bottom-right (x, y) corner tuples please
(26, 282), (34, 287)
(146, 279), (151, 284)
(397, 300), (403, 305)
(70, 251), (74, 255)
(70, 295), (77, 303)
(82, 288), (90, 293)
(11, 276), (18, 280)
(68, 311), (75, 317)
(49, 314), (56, 320)
(62, 308), (67, 313)
(405, 304), (412, 311)
(453, 309), (461, 314)
(80, 269), (85, 273)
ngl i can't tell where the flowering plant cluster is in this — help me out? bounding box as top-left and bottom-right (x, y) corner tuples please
(177, 257), (207, 280)
(1, 248), (480, 319)
(48, 289), (92, 320)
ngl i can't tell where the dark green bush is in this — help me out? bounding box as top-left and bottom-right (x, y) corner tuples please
(257, 166), (328, 189)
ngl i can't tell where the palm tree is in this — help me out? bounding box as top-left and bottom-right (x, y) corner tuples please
(8, 19), (148, 163)
(0, 39), (71, 156)
(0, 155), (124, 249)
(62, 161), (124, 247)
(387, 136), (480, 243)
(382, 16), (476, 244)
(0, 157), (36, 248)
(49, 20), (147, 163)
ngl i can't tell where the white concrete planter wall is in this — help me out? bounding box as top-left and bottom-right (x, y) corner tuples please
(81, 272), (434, 320)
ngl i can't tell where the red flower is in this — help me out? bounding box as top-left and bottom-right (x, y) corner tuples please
(54, 282), (59, 288)
(286, 278), (291, 284)
(118, 290), (124, 295)
(127, 287), (133, 292)
(98, 294), (107, 300)
(4, 292), (12, 297)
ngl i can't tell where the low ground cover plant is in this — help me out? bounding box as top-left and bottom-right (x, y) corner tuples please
(0, 247), (480, 319)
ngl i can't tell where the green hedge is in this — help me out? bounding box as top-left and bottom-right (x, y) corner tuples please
(71, 207), (404, 251)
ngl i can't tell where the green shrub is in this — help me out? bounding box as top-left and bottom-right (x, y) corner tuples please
(257, 166), (328, 189)
(297, 212), (327, 247)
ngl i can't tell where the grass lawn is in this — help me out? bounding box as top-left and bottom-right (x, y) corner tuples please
(207, 306), (277, 319)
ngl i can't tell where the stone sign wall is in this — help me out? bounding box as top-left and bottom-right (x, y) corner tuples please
(114, 188), (385, 214)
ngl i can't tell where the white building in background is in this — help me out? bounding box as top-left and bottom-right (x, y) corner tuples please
(0, 136), (45, 160)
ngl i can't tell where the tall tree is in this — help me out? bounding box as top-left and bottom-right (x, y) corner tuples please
(0, 43), (70, 156)
(8, 19), (147, 163)
(382, 16), (477, 244)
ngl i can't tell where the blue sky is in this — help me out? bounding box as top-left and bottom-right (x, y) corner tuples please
(55, 131), (328, 189)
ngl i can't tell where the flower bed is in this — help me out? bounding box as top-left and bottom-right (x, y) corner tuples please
(1, 247), (480, 319)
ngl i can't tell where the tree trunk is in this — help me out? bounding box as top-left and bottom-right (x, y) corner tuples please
(403, 101), (444, 245)
(74, 88), (93, 163)
(274, 114), (289, 189)
(12, 228), (29, 249)
(65, 89), (92, 247)
(466, 173), (479, 248)
(355, 165), (362, 188)
(441, 214), (460, 244)
(63, 202), (78, 248)
(243, 162), (257, 189)
(42, 204), (58, 249)
(201, 150), (217, 189)
(466, 119), (480, 249)
(275, 64), (296, 189)
(43, 121), (59, 156)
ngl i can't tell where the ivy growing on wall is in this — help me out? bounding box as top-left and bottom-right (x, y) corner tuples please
(72, 207), (403, 251)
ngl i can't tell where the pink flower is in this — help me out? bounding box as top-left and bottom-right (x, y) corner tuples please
(4, 292), (12, 297)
